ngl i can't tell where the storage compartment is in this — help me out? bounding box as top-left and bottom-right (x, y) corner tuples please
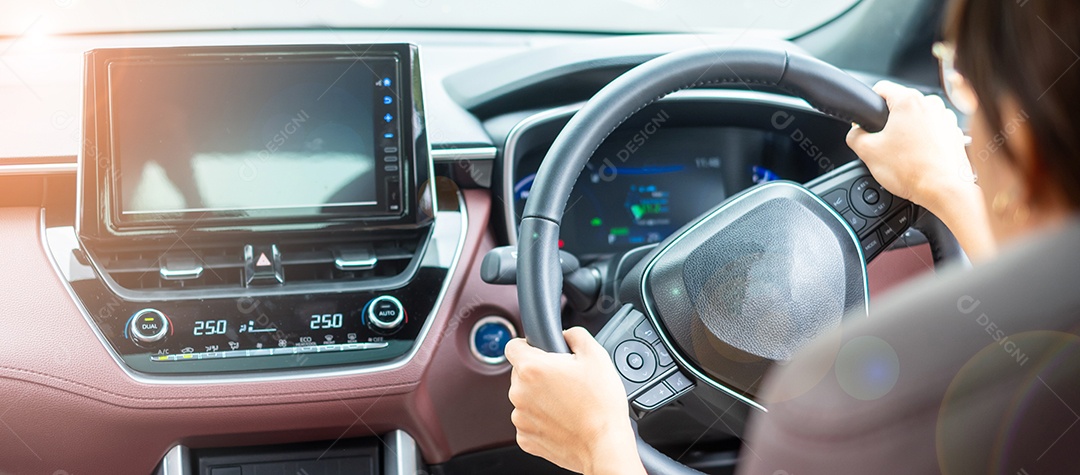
(192, 439), (379, 475)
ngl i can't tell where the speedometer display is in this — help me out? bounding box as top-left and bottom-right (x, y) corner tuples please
(515, 161), (727, 256)
(512, 126), (851, 258)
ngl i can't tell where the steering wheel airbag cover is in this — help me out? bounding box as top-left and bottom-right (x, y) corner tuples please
(640, 181), (868, 401)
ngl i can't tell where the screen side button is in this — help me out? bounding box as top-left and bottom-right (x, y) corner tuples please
(386, 178), (401, 212)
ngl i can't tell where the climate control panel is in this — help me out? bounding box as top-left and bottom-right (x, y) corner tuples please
(118, 292), (416, 366)
(58, 267), (449, 375)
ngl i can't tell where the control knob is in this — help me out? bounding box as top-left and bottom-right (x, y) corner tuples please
(128, 308), (170, 347)
(366, 295), (405, 331)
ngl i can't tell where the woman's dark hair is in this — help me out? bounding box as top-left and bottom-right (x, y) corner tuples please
(945, 0), (1080, 208)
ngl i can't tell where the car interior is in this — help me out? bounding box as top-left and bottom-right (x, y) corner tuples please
(0, 0), (974, 473)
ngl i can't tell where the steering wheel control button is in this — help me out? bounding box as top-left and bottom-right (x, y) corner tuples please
(128, 309), (170, 347)
(663, 371), (694, 393)
(652, 342), (674, 367)
(614, 340), (657, 383)
(822, 188), (849, 211)
(366, 295), (406, 331)
(862, 187), (880, 205)
(633, 320), (660, 344)
(879, 209), (911, 241)
(841, 210), (867, 232)
(634, 382), (675, 409)
(850, 176), (893, 217)
(861, 231), (884, 257)
(470, 316), (517, 365)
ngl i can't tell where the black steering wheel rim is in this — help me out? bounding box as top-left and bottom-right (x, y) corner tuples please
(515, 45), (953, 474)
(518, 46), (890, 352)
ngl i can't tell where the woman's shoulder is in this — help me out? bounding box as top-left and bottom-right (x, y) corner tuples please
(740, 216), (1080, 475)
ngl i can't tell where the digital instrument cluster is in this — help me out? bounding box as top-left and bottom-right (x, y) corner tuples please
(512, 127), (850, 258)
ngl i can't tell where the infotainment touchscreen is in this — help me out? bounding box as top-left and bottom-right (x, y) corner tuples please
(111, 60), (383, 220)
(79, 44), (431, 238)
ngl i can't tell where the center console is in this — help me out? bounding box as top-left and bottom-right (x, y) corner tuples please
(45, 43), (466, 379)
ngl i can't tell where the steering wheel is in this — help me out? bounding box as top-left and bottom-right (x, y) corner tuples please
(516, 46), (962, 474)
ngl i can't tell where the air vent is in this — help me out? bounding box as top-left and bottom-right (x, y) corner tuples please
(95, 236), (421, 292)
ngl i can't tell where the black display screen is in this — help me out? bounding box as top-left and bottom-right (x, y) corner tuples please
(513, 127), (855, 258)
(107, 56), (401, 225)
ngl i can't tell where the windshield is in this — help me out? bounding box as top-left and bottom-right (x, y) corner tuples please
(5, 0), (858, 37)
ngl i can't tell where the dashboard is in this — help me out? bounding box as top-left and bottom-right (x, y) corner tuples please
(505, 95), (860, 259)
(0, 22), (941, 475)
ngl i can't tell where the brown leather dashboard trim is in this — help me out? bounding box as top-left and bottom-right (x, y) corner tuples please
(0, 189), (931, 474)
(0, 190), (520, 473)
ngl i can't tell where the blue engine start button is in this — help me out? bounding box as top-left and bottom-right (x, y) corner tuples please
(470, 316), (517, 364)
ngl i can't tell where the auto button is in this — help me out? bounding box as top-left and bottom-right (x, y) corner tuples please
(367, 295), (406, 331)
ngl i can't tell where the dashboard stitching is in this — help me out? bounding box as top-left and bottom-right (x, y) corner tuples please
(0, 366), (417, 406)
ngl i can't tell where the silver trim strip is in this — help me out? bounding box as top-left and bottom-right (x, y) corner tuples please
(0, 146), (493, 177)
(0, 162), (77, 176)
(431, 146), (496, 162)
(122, 200), (379, 215)
(159, 265), (204, 281)
(637, 181), (870, 413)
(383, 430), (421, 475)
(468, 315), (518, 365)
(149, 342), (390, 362)
(161, 445), (192, 475)
(39, 192), (469, 385)
(500, 89), (824, 244)
(334, 256), (378, 271)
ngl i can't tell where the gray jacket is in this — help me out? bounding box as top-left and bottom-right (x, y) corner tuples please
(739, 218), (1080, 474)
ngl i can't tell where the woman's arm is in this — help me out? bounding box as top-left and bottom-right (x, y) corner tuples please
(847, 81), (996, 261)
(505, 328), (647, 475)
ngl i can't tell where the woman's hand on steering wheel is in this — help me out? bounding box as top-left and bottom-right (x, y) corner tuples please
(847, 80), (995, 260)
(846, 80), (972, 208)
(505, 327), (646, 475)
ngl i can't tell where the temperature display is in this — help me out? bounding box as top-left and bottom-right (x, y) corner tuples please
(310, 313), (345, 329)
(193, 319), (227, 336)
